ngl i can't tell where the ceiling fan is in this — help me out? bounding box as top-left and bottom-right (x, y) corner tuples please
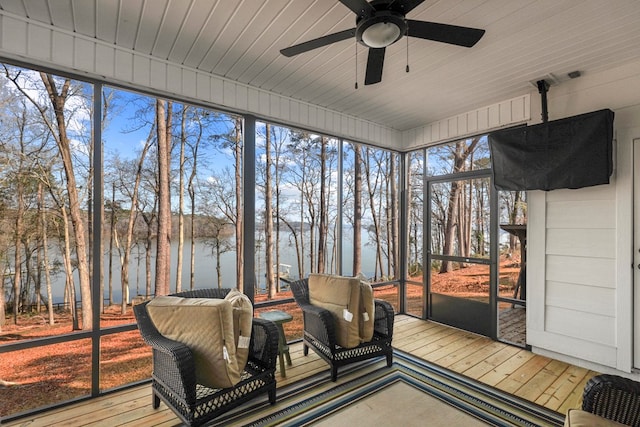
(280, 0), (485, 85)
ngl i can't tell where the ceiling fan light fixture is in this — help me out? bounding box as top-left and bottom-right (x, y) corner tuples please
(362, 22), (401, 48)
(356, 11), (406, 49)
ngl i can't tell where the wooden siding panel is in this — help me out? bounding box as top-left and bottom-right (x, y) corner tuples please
(528, 329), (617, 368)
(2, 16), (28, 54)
(223, 80), (237, 109)
(281, 98), (291, 124)
(545, 306), (615, 346)
(133, 55), (151, 87)
(233, 83), (248, 112)
(28, 25), (50, 60)
(546, 200), (615, 229)
(181, 68), (196, 99)
(546, 281), (615, 317)
(258, 90), (269, 117)
(166, 64), (182, 95)
(96, 45), (115, 79)
(269, 93), (280, 119)
(74, 38), (95, 74)
(546, 255), (615, 288)
(195, 72), (210, 102)
(52, 32), (74, 69)
(546, 185), (613, 202)
(149, 59), (167, 92)
(114, 50), (133, 82)
(545, 228), (615, 258)
(299, 103), (309, 128)
(210, 77), (223, 105)
(401, 94), (530, 149)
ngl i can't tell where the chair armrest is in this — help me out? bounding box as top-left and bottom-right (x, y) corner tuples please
(249, 317), (280, 371)
(582, 374), (640, 426)
(134, 303), (197, 399)
(373, 299), (394, 339)
(298, 302), (337, 346)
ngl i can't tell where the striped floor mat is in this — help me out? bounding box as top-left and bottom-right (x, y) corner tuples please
(212, 351), (566, 426)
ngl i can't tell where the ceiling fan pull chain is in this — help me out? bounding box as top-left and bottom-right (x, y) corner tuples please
(355, 41), (359, 89)
(406, 25), (410, 73)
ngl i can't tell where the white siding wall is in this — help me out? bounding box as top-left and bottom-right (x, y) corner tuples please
(526, 60), (640, 375)
(402, 59), (640, 376)
(0, 13), (401, 149)
(401, 94), (531, 149)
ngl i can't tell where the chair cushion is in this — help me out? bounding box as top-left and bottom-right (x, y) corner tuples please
(308, 274), (375, 348)
(224, 288), (253, 370)
(146, 296), (242, 389)
(359, 280), (375, 342)
(564, 409), (627, 427)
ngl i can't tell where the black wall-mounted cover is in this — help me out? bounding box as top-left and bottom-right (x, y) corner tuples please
(488, 109), (614, 191)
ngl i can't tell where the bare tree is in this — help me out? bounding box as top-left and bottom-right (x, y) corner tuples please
(439, 138), (479, 273)
(316, 137), (328, 273)
(352, 143), (363, 275)
(155, 99), (172, 295)
(175, 106), (188, 292)
(264, 124), (275, 298)
(37, 181), (54, 325)
(4, 69), (93, 329)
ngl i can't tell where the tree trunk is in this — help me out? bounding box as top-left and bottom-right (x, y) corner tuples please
(108, 182), (116, 306)
(12, 174), (24, 324)
(120, 138), (151, 313)
(37, 73), (93, 329)
(353, 143), (363, 275)
(233, 118), (244, 291)
(175, 106), (187, 293)
(390, 153), (398, 279)
(155, 99), (172, 296)
(364, 148), (383, 280)
(317, 137), (327, 273)
(60, 205), (79, 330)
(39, 183), (55, 325)
(440, 139), (479, 273)
(264, 124), (275, 299)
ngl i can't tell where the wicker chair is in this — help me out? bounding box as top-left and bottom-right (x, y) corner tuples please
(133, 288), (279, 427)
(290, 278), (394, 381)
(576, 374), (640, 426)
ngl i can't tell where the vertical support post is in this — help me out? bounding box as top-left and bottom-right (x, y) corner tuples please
(536, 79), (550, 123)
(91, 83), (103, 396)
(398, 152), (408, 314)
(243, 116), (256, 302)
(337, 139), (344, 276)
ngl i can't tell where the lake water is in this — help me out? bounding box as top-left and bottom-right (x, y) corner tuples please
(41, 235), (377, 303)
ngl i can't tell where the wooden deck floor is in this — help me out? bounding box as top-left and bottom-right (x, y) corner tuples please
(4, 315), (598, 426)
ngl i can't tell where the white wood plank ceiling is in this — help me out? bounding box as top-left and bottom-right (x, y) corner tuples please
(1, 0), (639, 131)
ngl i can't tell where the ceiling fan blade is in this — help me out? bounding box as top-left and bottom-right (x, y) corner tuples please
(339, 0), (375, 17)
(280, 28), (356, 57)
(388, 0), (425, 14)
(406, 20), (485, 47)
(364, 48), (385, 85)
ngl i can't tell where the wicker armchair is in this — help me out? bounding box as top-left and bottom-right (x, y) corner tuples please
(133, 288), (279, 427)
(578, 374), (640, 426)
(290, 278), (394, 381)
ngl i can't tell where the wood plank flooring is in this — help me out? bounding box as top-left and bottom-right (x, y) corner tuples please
(4, 315), (598, 426)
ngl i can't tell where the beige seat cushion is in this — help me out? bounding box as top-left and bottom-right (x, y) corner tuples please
(359, 281), (375, 342)
(308, 274), (374, 348)
(564, 409), (627, 427)
(224, 288), (253, 370)
(146, 296), (242, 389)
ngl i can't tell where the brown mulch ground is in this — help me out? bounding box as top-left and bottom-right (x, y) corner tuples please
(0, 259), (520, 417)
